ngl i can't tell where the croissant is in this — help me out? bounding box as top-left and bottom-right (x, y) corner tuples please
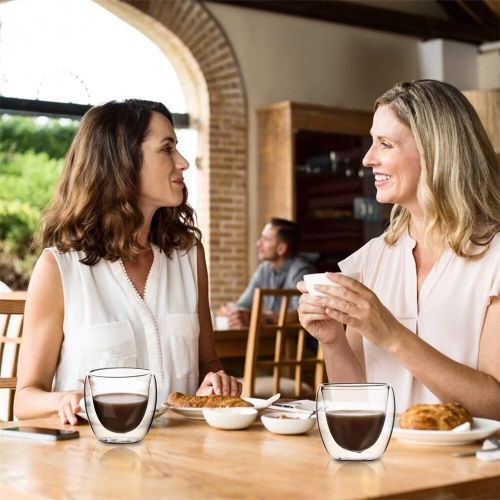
(400, 403), (472, 430)
(166, 392), (253, 408)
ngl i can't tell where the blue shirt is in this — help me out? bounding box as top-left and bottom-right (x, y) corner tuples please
(236, 256), (316, 312)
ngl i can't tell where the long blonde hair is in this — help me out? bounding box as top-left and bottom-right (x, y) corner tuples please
(376, 80), (499, 258)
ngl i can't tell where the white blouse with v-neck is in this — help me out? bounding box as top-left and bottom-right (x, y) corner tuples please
(339, 231), (500, 412)
(47, 244), (199, 403)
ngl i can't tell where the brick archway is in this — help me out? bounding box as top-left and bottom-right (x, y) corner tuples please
(99, 0), (248, 307)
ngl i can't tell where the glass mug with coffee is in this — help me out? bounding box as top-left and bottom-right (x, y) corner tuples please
(84, 367), (157, 444)
(316, 383), (395, 461)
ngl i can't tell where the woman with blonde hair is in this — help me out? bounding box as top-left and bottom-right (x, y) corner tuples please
(298, 80), (500, 417)
(15, 99), (241, 424)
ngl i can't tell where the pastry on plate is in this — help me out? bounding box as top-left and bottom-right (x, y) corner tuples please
(400, 403), (472, 431)
(166, 392), (253, 408)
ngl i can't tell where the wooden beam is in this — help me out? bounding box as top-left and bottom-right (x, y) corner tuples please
(0, 97), (190, 127)
(484, 0), (500, 17)
(437, 0), (500, 32)
(206, 0), (498, 43)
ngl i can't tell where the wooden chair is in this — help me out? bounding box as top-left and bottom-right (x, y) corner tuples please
(0, 296), (25, 421)
(242, 288), (325, 399)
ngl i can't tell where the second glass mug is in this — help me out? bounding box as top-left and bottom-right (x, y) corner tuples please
(84, 367), (157, 444)
(316, 383), (395, 461)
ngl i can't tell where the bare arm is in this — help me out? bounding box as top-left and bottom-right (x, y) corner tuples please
(14, 251), (83, 424)
(196, 241), (223, 379)
(387, 298), (500, 419)
(318, 273), (500, 419)
(195, 242), (241, 396)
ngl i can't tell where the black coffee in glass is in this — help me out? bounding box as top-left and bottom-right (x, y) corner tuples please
(93, 393), (148, 433)
(326, 410), (386, 452)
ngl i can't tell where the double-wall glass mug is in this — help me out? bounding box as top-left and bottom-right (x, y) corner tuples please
(84, 367), (157, 444)
(316, 383), (395, 461)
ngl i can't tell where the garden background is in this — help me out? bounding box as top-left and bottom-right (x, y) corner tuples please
(0, 115), (77, 289)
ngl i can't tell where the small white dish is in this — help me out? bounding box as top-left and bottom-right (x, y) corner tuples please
(203, 407), (258, 430)
(392, 417), (500, 446)
(261, 412), (316, 435)
(303, 272), (360, 297)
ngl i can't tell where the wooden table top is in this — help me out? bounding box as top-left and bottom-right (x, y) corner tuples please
(0, 414), (498, 499)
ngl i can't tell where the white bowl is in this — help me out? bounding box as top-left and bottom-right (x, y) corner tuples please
(303, 272), (360, 297)
(202, 407), (258, 430)
(261, 412), (316, 435)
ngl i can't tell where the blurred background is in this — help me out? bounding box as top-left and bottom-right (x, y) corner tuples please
(0, 0), (498, 307)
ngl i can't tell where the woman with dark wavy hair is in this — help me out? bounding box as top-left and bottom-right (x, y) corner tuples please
(298, 80), (499, 418)
(15, 99), (240, 424)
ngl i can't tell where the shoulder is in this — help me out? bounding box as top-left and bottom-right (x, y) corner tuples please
(487, 232), (500, 256)
(35, 249), (61, 277)
(288, 256), (315, 273)
(166, 241), (199, 262)
(251, 261), (271, 280)
(339, 234), (390, 269)
(27, 250), (64, 312)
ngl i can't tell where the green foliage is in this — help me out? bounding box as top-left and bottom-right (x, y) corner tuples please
(0, 150), (62, 210)
(0, 115), (78, 159)
(0, 115), (71, 289)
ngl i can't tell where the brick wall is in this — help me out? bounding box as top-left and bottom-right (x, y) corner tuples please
(111, 0), (249, 308)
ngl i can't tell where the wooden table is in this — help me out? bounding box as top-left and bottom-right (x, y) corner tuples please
(213, 328), (249, 358)
(214, 328), (278, 360)
(0, 291), (27, 300)
(0, 415), (498, 499)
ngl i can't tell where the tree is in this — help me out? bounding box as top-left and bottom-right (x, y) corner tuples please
(0, 115), (77, 289)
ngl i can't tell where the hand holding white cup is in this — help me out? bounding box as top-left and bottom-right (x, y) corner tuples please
(303, 272), (360, 297)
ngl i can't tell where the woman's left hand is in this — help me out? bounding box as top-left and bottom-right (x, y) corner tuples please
(196, 370), (242, 397)
(315, 273), (402, 350)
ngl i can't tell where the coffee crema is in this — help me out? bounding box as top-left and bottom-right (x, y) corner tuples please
(326, 410), (386, 452)
(93, 393), (148, 433)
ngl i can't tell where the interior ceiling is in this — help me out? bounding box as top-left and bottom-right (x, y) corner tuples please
(206, 0), (500, 44)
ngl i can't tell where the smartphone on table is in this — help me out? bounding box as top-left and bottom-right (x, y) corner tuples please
(0, 426), (79, 441)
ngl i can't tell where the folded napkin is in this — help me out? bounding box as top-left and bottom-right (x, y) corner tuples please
(477, 438), (500, 461)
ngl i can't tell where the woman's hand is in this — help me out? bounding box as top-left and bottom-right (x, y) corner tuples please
(57, 390), (83, 425)
(314, 273), (401, 350)
(197, 370), (242, 397)
(297, 280), (345, 345)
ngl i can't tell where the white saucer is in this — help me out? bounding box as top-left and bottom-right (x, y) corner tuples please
(392, 417), (500, 446)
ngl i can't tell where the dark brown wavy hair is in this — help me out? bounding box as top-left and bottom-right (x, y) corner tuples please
(37, 99), (201, 265)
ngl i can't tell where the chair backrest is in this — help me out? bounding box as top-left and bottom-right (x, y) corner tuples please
(242, 288), (325, 399)
(0, 295), (26, 421)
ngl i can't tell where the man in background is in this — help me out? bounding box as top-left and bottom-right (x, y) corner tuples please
(228, 218), (315, 328)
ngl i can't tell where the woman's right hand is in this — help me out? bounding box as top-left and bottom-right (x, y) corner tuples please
(57, 390), (84, 425)
(297, 281), (345, 345)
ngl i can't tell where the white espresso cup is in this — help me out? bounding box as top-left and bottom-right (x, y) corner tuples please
(303, 272), (360, 297)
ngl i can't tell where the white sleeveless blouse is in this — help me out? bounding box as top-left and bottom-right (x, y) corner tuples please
(339, 231), (500, 412)
(47, 244), (200, 403)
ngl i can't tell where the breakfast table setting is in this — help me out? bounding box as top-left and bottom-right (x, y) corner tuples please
(0, 386), (499, 499)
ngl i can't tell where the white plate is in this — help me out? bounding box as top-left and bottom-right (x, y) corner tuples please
(167, 407), (206, 420)
(392, 417), (500, 446)
(167, 397), (273, 420)
(76, 403), (168, 421)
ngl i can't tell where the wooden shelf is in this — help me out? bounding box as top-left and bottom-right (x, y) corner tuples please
(258, 101), (385, 270)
